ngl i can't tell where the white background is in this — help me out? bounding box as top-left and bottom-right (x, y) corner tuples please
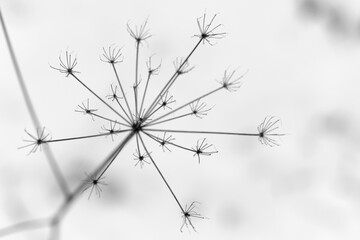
(1, 0), (360, 239)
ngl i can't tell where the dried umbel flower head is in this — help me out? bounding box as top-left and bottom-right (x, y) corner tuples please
(180, 201), (206, 232)
(82, 173), (108, 200)
(14, 12), (285, 237)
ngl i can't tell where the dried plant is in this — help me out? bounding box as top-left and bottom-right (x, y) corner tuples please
(1, 10), (285, 238)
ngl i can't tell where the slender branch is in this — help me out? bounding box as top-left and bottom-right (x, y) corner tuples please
(134, 42), (140, 118)
(144, 86), (222, 127)
(114, 98), (131, 122)
(146, 112), (193, 127)
(94, 131), (134, 181)
(111, 64), (134, 122)
(135, 133), (141, 154)
(0, 8), (70, 197)
(54, 132), (135, 221)
(145, 104), (164, 120)
(144, 39), (203, 120)
(138, 134), (185, 214)
(44, 129), (131, 143)
(144, 128), (261, 136)
(90, 112), (130, 127)
(143, 131), (193, 153)
(139, 73), (151, 117)
(0, 217), (51, 237)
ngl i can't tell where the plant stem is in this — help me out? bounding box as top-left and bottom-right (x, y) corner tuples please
(134, 42), (140, 118)
(54, 132), (135, 221)
(111, 64), (134, 122)
(144, 39), (203, 120)
(44, 129), (131, 143)
(0, 8), (70, 197)
(145, 128), (260, 136)
(138, 134), (185, 214)
(144, 86), (222, 127)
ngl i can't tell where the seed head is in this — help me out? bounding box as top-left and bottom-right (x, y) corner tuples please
(82, 173), (108, 200)
(127, 19), (152, 44)
(50, 50), (79, 77)
(189, 101), (212, 119)
(146, 55), (161, 76)
(75, 99), (98, 121)
(258, 116), (282, 147)
(173, 57), (195, 75)
(106, 84), (123, 101)
(218, 68), (248, 92)
(101, 121), (121, 141)
(180, 201), (206, 232)
(101, 45), (123, 65)
(194, 13), (226, 45)
(133, 149), (151, 168)
(192, 138), (218, 163)
(159, 91), (176, 110)
(19, 127), (51, 154)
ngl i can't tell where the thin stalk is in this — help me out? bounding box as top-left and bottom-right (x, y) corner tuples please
(138, 134), (185, 214)
(139, 73), (151, 117)
(55, 132), (135, 221)
(90, 112), (130, 127)
(111, 64), (134, 122)
(144, 39), (203, 120)
(115, 96), (132, 122)
(0, 8), (70, 197)
(143, 131), (193, 153)
(144, 86), (222, 127)
(147, 112), (193, 127)
(44, 129), (131, 143)
(145, 104), (164, 120)
(0, 218), (51, 237)
(145, 128), (261, 136)
(135, 133), (141, 154)
(70, 73), (130, 124)
(134, 42), (140, 118)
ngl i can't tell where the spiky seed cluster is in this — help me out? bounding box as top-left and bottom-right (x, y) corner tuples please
(146, 56), (161, 75)
(159, 132), (175, 152)
(181, 201), (205, 232)
(82, 173), (107, 200)
(19, 127), (51, 154)
(190, 100), (211, 119)
(173, 58), (195, 75)
(18, 12), (284, 234)
(50, 50), (79, 77)
(127, 19), (152, 44)
(192, 138), (218, 163)
(159, 91), (175, 110)
(195, 13), (227, 45)
(219, 68), (247, 92)
(75, 99), (97, 121)
(258, 116), (282, 147)
(106, 84), (123, 101)
(133, 149), (150, 168)
(101, 46), (123, 64)
(101, 121), (120, 141)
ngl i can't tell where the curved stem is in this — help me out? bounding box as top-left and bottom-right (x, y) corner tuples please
(0, 217), (51, 237)
(0, 8), (70, 197)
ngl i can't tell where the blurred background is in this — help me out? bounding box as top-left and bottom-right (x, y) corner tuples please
(1, 0), (360, 239)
